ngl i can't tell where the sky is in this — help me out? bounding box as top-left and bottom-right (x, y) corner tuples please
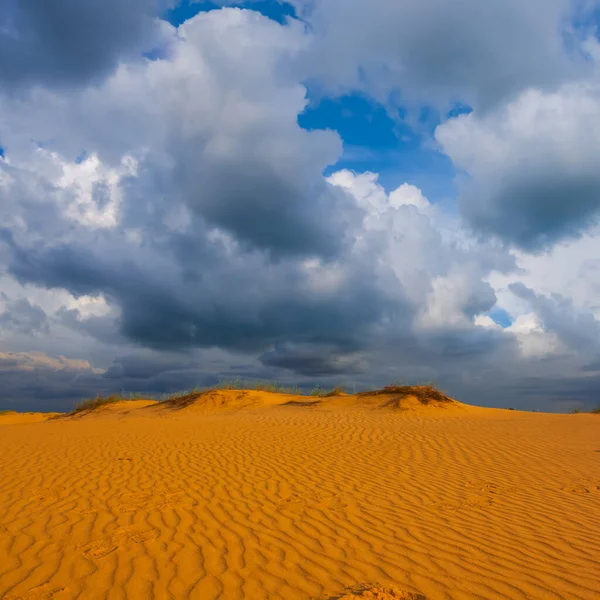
(2, 0), (600, 413)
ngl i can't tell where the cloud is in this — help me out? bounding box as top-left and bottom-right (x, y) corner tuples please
(103, 353), (199, 379)
(259, 342), (366, 376)
(0, 0), (171, 89)
(509, 282), (600, 355)
(0, 351), (101, 373)
(0, 11), (397, 360)
(0, 351), (105, 411)
(0, 297), (49, 335)
(0, 9), (350, 258)
(293, 0), (586, 110)
(437, 83), (600, 250)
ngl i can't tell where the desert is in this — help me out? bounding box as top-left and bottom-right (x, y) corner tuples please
(0, 387), (598, 600)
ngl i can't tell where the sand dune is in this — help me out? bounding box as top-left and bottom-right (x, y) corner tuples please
(0, 390), (598, 599)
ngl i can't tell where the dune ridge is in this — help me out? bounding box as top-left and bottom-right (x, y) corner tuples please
(0, 389), (598, 599)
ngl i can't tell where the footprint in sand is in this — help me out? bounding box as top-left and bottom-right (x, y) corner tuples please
(77, 527), (157, 559)
(464, 480), (517, 495)
(464, 494), (494, 508)
(277, 495), (306, 513)
(560, 478), (600, 494)
(77, 538), (119, 559)
(278, 493), (348, 514)
(325, 584), (426, 599)
(117, 527), (158, 544)
(113, 489), (192, 513)
(561, 484), (591, 494)
(316, 494), (349, 511)
(434, 490), (494, 512)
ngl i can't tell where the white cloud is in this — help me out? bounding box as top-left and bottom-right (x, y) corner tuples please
(489, 228), (600, 318)
(389, 183), (430, 212)
(437, 81), (600, 249)
(293, 0), (585, 109)
(0, 351), (104, 374)
(52, 151), (137, 229)
(506, 314), (563, 358)
(328, 169), (499, 323)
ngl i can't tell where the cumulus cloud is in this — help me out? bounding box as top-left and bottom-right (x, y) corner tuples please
(437, 83), (600, 249)
(0, 11), (393, 360)
(509, 282), (600, 356)
(292, 0), (587, 109)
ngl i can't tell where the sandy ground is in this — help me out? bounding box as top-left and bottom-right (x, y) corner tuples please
(0, 390), (598, 600)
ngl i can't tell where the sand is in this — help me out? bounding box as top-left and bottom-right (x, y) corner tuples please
(0, 389), (598, 600)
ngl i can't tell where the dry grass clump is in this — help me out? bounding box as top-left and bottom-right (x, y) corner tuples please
(157, 390), (205, 410)
(359, 384), (453, 406)
(572, 406), (600, 414)
(0, 410), (17, 416)
(322, 385), (347, 397)
(214, 377), (301, 395)
(72, 395), (122, 414)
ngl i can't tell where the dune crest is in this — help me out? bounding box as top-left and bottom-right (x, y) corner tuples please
(60, 399), (159, 419)
(146, 385), (462, 416)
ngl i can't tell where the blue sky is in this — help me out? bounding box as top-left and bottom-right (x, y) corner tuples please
(166, 0), (297, 26)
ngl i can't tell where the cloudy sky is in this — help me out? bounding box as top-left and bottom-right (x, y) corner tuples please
(2, 0), (600, 412)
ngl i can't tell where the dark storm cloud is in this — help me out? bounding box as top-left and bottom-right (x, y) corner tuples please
(581, 358), (600, 372)
(55, 307), (121, 346)
(0, 351), (212, 412)
(259, 342), (365, 376)
(490, 372), (600, 412)
(0, 0), (169, 89)
(0, 297), (49, 335)
(176, 157), (349, 259)
(2, 227), (402, 354)
(0, 352), (104, 412)
(103, 354), (199, 380)
(462, 172), (600, 252)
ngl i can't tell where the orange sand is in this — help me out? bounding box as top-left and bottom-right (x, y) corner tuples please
(0, 390), (598, 599)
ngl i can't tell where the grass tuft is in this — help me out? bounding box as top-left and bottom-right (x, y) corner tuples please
(72, 395), (122, 414)
(212, 378), (302, 395)
(359, 383), (453, 405)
